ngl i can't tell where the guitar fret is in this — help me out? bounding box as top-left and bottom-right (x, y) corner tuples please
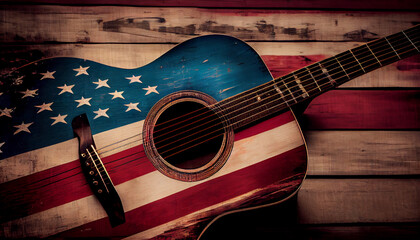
(368, 39), (400, 65)
(352, 44), (382, 72)
(365, 44), (382, 66)
(293, 74), (309, 98)
(335, 57), (350, 79)
(305, 67), (322, 92)
(336, 50), (365, 79)
(402, 30), (420, 52)
(318, 63), (336, 85)
(349, 49), (366, 73)
(385, 36), (401, 59)
(388, 32), (418, 59)
(215, 25), (419, 131)
(274, 77), (297, 105)
(404, 26), (420, 52)
(273, 81), (290, 107)
(284, 73), (308, 101)
(306, 63), (330, 90)
(280, 78), (297, 103)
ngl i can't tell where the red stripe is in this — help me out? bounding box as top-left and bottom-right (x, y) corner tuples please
(0, 111), (295, 223)
(0, 145), (153, 223)
(303, 90), (420, 129)
(56, 145), (307, 238)
(262, 55), (326, 78)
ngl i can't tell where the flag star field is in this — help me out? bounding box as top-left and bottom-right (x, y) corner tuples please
(0, 58), (160, 159)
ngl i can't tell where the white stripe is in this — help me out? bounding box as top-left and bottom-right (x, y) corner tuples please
(125, 187), (265, 240)
(1, 120), (304, 238)
(0, 120), (144, 183)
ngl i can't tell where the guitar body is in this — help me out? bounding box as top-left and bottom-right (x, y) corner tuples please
(0, 35), (307, 238)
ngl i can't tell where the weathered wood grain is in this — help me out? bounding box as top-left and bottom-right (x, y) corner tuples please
(305, 131), (420, 175)
(297, 179), (420, 224)
(303, 90), (420, 130)
(0, 3), (419, 239)
(2, 0), (420, 10)
(1, 43), (419, 87)
(202, 178), (420, 239)
(0, 5), (418, 43)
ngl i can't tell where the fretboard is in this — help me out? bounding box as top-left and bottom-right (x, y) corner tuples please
(216, 25), (420, 130)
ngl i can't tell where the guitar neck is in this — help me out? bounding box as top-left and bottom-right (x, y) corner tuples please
(216, 25), (420, 130)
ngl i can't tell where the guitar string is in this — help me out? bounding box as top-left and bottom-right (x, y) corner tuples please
(139, 27), (419, 139)
(86, 146), (110, 193)
(97, 42), (419, 159)
(96, 31), (419, 154)
(32, 31), (417, 187)
(149, 26), (419, 133)
(124, 31), (420, 149)
(16, 29), (418, 188)
(149, 36), (420, 149)
(99, 42), (416, 165)
(99, 35), (419, 153)
(97, 35), (419, 155)
(156, 45), (420, 158)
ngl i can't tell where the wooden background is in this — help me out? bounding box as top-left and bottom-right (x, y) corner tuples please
(0, 1), (419, 239)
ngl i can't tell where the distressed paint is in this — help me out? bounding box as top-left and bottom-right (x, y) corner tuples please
(2, 44), (419, 87)
(0, 34), (307, 238)
(0, 6), (419, 43)
(0, 35), (274, 159)
(1, 3), (419, 239)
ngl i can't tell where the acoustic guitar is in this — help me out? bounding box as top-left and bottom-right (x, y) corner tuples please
(0, 25), (418, 239)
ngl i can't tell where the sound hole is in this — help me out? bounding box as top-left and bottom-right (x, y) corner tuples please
(153, 101), (224, 170)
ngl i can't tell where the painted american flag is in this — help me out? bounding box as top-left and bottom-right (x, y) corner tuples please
(0, 36), (306, 239)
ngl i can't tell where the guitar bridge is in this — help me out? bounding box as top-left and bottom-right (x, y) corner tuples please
(72, 113), (125, 227)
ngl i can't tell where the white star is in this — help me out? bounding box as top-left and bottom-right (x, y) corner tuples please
(50, 114), (68, 126)
(0, 142), (4, 154)
(57, 84), (74, 95)
(73, 66), (89, 76)
(35, 102), (53, 113)
(143, 86), (159, 95)
(0, 107), (13, 118)
(75, 97), (92, 108)
(93, 108), (109, 119)
(40, 71), (56, 80)
(126, 75), (142, 84)
(93, 79), (110, 89)
(20, 89), (38, 99)
(14, 121), (33, 135)
(109, 90), (125, 100)
(124, 102), (141, 112)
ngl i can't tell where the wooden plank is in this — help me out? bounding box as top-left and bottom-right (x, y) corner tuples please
(1, 43), (419, 87)
(305, 131), (420, 176)
(0, 6), (418, 43)
(302, 90), (420, 130)
(201, 179), (420, 239)
(297, 179), (420, 224)
(2, 0), (420, 10)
